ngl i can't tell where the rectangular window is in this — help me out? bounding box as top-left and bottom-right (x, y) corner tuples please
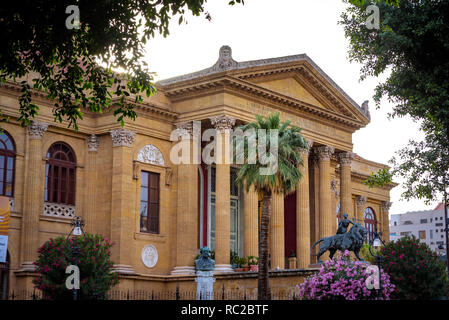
(436, 223), (443, 227)
(140, 171), (160, 234)
(420, 219), (427, 224)
(430, 229), (433, 239)
(419, 230), (426, 240)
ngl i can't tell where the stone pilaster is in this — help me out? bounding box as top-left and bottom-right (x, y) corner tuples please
(110, 129), (136, 275)
(355, 195), (367, 223)
(315, 146), (335, 242)
(381, 201), (392, 240)
(211, 115), (235, 273)
(171, 122), (198, 275)
(270, 193), (284, 270)
(297, 140), (312, 268)
(84, 134), (99, 234)
(243, 184), (258, 258)
(339, 152), (354, 220)
(20, 121), (49, 271)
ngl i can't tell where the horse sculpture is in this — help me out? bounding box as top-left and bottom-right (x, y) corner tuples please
(310, 222), (367, 263)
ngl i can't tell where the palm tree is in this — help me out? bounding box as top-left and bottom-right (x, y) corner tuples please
(234, 112), (308, 300)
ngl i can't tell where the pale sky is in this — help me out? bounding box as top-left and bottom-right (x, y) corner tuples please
(143, 0), (439, 216)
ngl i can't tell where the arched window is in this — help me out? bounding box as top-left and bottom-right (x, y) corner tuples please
(364, 207), (377, 244)
(45, 142), (76, 205)
(0, 131), (16, 197)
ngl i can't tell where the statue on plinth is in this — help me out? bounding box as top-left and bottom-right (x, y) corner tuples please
(310, 222), (367, 263)
(195, 247), (215, 300)
(195, 247), (215, 271)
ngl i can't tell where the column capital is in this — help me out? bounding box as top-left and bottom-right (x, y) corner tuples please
(87, 134), (100, 152)
(382, 201), (392, 212)
(175, 121), (194, 137)
(27, 121), (49, 139)
(299, 139), (314, 155)
(355, 195), (367, 207)
(210, 115), (235, 133)
(110, 129), (136, 147)
(314, 145), (335, 161)
(339, 152), (355, 166)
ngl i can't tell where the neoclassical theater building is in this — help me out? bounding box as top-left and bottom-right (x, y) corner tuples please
(0, 46), (394, 295)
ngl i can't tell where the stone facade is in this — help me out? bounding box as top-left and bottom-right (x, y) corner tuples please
(0, 46), (394, 294)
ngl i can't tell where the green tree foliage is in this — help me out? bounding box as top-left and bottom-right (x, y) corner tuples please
(340, 0), (449, 140)
(381, 235), (449, 299)
(33, 233), (119, 300)
(0, 1), (243, 129)
(234, 112), (308, 299)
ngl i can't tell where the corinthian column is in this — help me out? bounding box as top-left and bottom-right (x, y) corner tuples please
(339, 152), (354, 220)
(297, 140), (312, 268)
(355, 195), (367, 224)
(315, 146), (335, 241)
(244, 183), (258, 258)
(84, 134), (99, 234)
(270, 193), (284, 270)
(110, 129), (136, 275)
(211, 115), (235, 273)
(171, 122), (199, 275)
(20, 121), (49, 272)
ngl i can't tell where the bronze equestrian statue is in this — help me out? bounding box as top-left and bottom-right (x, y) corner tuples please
(310, 222), (367, 263)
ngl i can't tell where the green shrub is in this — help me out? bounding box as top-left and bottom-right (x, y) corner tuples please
(359, 244), (378, 264)
(33, 233), (119, 300)
(381, 235), (449, 299)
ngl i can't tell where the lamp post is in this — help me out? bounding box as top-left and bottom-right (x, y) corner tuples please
(369, 232), (385, 299)
(66, 216), (85, 301)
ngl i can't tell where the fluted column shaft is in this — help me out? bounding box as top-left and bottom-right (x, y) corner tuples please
(172, 123), (198, 275)
(244, 184), (259, 258)
(316, 146), (335, 240)
(339, 152), (354, 220)
(297, 143), (312, 268)
(270, 193), (284, 269)
(211, 115), (235, 272)
(20, 121), (48, 271)
(110, 129), (136, 275)
(381, 201), (392, 241)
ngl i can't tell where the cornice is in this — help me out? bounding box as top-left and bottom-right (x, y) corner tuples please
(163, 76), (366, 130)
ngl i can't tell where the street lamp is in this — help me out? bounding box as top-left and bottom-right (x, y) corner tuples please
(369, 232), (385, 299)
(66, 216), (85, 300)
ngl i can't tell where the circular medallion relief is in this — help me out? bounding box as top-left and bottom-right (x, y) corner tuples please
(141, 244), (158, 268)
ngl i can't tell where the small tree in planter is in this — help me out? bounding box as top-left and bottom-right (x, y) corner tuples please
(248, 256), (259, 272)
(297, 250), (395, 300)
(380, 235), (449, 300)
(33, 233), (119, 300)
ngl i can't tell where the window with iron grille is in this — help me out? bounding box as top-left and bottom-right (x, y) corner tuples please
(140, 171), (160, 233)
(44, 142), (76, 205)
(0, 131), (15, 197)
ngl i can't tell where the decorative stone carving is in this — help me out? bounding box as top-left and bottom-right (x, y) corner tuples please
(27, 121), (49, 139)
(382, 201), (392, 212)
(110, 129), (136, 147)
(299, 139), (314, 155)
(133, 161), (141, 180)
(87, 134), (100, 152)
(43, 202), (76, 218)
(141, 244), (158, 268)
(315, 145), (335, 161)
(175, 122), (193, 137)
(339, 152), (355, 166)
(165, 167), (172, 186)
(211, 45), (238, 72)
(210, 115), (235, 133)
(9, 198), (14, 212)
(361, 100), (371, 120)
(330, 180), (340, 199)
(137, 144), (165, 166)
(355, 195), (367, 208)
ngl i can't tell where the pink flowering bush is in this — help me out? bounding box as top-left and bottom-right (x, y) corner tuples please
(297, 250), (395, 300)
(33, 233), (119, 300)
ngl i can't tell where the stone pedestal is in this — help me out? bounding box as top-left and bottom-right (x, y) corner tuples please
(288, 257), (297, 269)
(196, 271), (215, 300)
